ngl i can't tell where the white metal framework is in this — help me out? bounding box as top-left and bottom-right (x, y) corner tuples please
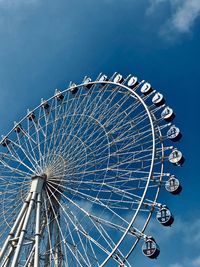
(0, 73), (183, 266)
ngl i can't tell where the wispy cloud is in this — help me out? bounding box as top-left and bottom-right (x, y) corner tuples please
(192, 256), (200, 266)
(169, 256), (200, 267)
(147, 0), (200, 40)
(148, 213), (200, 267)
(146, 0), (168, 15)
(163, 0), (200, 38)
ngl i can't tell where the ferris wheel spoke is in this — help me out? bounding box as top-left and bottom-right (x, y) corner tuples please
(57, 88), (131, 157)
(30, 120), (51, 171)
(89, 216), (127, 264)
(110, 126), (152, 149)
(50, 130), (88, 169)
(108, 110), (151, 137)
(46, 184), (133, 267)
(1, 192), (23, 211)
(46, 89), (90, 159)
(70, 142), (154, 173)
(15, 129), (37, 158)
(0, 205), (23, 233)
(57, 167), (151, 190)
(46, 184), (112, 266)
(65, 151), (110, 172)
(0, 174), (30, 183)
(45, 189), (91, 267)
(102, 101), (144, 133)
(0, 222), (10, 239)
(48, 182), (131, 230)
(18, 132), (42, 173)
(65, 149), (107, 173)
(88, 114), (133, 151)
(94, 87), (138, 122)
(98, 99), (144, 136)
(81, 85), (125, 126)
(90, 83), (124, 113)
(43, 109), (65, 168)
(64, 215), (94, 267)
(96, 223), (132, 267)
(38, 113), (55, 162)
(19, 128), (38, 146)
(45, 185), (96, 266)
(0, 145), (35, 174)
(64, 130), (109, 166)
(66, 87), (104, 128)
(99, 183), (142, 201)
(7, 140), (41, 174)
(50, 112), (105, 165)
(71, 124), (153, 168)
(0, 157), (32, 177)
(149, 104), (164, 115)
(40, 113), (56, 169)
(43, 195), (57, 266)
(33, 115), (47, 140)
(64, 210), (107, 267)
(63, 212), (117, 266)
(65, 120), (104, 156)
(108, 150), (153, 170)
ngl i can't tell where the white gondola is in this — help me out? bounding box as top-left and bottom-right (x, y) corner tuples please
(28, 112), (36, 121)
(167, 125), (182, 141)
(1, 137), (11, 147)
(169, 149), (185, 166)
(83, 77), (92, 89)
(55, 90), (64, 100)
(141, 82), (152, 95)
(165, 176), (182, 195)
(142, 237), (160, 259)
(113, 74), (124, 84)
(156, 206), (174, 226)
(161, 106), (175, 122)
(152, 92), (165, 106)
(41, 100), (49, 109)
(99, 74), (108, 85)
(127, 76), (138, 89)
(14, 124), (22, 133)
(69, 83), (78, 94)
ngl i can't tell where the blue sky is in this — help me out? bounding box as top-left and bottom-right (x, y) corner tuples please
(0, 0), (199, 266)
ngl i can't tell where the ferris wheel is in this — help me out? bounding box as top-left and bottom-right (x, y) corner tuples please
(0, 72), (184, 267)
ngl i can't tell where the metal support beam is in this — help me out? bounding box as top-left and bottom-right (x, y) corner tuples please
(7, 176), (45, 267)
(0, 193), (32, 263)
(10, 191), (37, 267)
(34, 193), (42, 267)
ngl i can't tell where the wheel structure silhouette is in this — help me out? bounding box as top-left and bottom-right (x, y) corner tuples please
(0, 72), (184, 267)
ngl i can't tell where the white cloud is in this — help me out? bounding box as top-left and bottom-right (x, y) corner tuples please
(146, 0), (168, 15)
(147, 0), (200, 40)
(168, 256), (200, 267)
(151, 214), (200, 267)
(165, 0), (200, 34)
(192, 256), (200, 266)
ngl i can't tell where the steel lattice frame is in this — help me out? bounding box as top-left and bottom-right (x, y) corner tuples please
(0, 73), (183, 267)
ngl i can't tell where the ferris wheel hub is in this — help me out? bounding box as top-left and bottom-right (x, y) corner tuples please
(30, 174), (47, 193)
